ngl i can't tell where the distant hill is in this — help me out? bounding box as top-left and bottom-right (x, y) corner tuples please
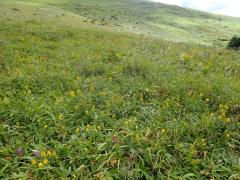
(8, 0), (239, 45)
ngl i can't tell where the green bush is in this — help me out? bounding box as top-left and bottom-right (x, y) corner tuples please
(227, 36), (240, 50)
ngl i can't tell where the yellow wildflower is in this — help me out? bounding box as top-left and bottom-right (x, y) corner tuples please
(47, 151), (52, 156)
(31, 159), (36, 165)
(38, 163), (43, 168)
(225, 133), (231, 139)
(58, 114), (64, 120)
(69, 90), (76, 97)
(181, 53), (192, 61)
(161, 129), (166, 134)
(135, 134), (141, 144)
(41, 151), (46, 157)
(43, 159), (48, 165)
(225, 118), (231, 123)
(51, 151), (56, 156)
(76, 128), (80, 133)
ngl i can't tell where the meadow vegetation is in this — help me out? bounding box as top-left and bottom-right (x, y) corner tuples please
(2, 0), (240, 45)
(0, 0), (240, 179)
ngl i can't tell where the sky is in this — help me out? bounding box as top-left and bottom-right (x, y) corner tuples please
(149, 0), (240, 17)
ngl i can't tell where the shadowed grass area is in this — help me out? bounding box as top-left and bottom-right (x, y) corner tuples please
(0, 1), (240, 179)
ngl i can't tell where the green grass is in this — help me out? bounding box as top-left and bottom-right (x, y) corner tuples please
(5, 0), (240, 45)
(0, 0), (240, 179)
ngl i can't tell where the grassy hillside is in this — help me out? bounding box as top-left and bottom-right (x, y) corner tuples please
(3, 0), (240, 45)
(0, 0), (240, 179)
(58, 0), (240, 45)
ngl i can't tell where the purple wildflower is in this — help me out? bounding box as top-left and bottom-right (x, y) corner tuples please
(16, 148), (24, 156)
(33, 150), (41, 157)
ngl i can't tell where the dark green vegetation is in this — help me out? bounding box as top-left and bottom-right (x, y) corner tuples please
(0, 0), (240, 179)
(227, 36), (240, 50)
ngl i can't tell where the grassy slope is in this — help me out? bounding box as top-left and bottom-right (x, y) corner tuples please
(0, 0), (240, 179)
(11, 0), (240, 45)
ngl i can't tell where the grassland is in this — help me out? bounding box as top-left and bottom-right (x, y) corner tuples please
(2, 0), (240, 45)
(0, 0), (240, 179)
(9, 0), (240, 45)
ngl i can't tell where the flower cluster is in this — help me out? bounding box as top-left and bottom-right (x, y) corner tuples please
(31, 150), (56, 168)
(218, 104), (231, 123)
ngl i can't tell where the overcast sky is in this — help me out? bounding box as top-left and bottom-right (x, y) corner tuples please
(150, 0), (240, 17)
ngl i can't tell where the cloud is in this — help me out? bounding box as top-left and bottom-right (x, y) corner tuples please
(150, 0), (183, 5)
(149, 0), (240, 17)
